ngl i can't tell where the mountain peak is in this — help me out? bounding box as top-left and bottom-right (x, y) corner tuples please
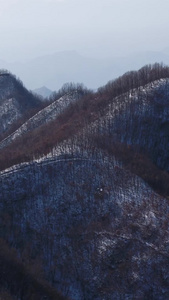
(33, 86), (53, 98)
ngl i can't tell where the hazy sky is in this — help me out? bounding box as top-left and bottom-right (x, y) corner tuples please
(0, 0), (169, 61)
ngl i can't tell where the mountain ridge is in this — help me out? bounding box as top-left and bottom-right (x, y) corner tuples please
(0, 71), (43, 140)
(1, 63), (169, 299)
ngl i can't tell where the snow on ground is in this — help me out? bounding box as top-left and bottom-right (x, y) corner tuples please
(0, 92), (79, 149)
(0, 98), (21, 133)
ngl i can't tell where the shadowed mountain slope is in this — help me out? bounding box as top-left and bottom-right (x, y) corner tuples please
(1, 63), (169, 299)
(0, 71), (43, 139)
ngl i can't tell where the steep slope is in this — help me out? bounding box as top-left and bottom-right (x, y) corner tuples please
(1, 149), (169, 299)
(103, 78), (169, 171)
(0, 71), (42, 138)
(0, 91), (81, 150)
(0, 97), (22, 135)
(1, 64), (169, 177)
(1, 63), (169, 299)
(89, 78), (169, 173)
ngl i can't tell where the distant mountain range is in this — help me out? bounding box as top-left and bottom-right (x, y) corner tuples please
(33, 86), (53, 98)
(1, 50), (169, 91)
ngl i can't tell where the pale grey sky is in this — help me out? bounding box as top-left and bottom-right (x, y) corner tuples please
(0, 0), (169, 61)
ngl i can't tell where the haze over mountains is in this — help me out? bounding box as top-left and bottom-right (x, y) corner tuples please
(1, 0), (169, 298)
(1, 49), (169, 91)
(33, 86), (53, 98)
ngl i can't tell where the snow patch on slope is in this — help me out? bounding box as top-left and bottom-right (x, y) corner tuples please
(0, 92), (79, 149)
(0, 98), (21, 133)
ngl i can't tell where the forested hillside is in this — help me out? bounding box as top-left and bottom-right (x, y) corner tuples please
(0, 70), (44, 140)
(1, 63), (169, 299)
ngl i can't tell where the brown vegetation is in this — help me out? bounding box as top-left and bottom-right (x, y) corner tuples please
(0, 63), (169, 200)
(95, 137), (169, 197)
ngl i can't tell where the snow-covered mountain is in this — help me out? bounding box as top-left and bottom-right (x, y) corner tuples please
(1, 63), (169, 299)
